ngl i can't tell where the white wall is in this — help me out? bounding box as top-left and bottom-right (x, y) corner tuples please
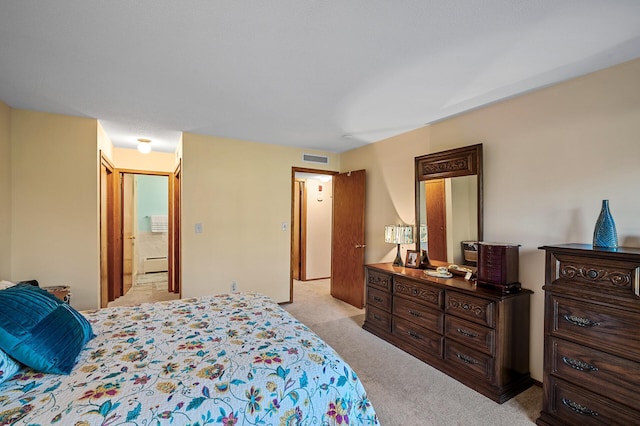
(304, 177), (332, 279)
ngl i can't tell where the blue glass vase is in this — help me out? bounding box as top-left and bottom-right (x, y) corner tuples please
(593, 200), (618, 248)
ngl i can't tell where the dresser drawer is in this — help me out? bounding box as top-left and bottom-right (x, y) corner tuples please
(394, 296), (443, 333)
(365, 306), (392, 332)
(445, 316), (494, 356)
(392, 317), (443, 357)
(367, 286), (391, 312)
(545, 375), (640, 426)
(444, 340), (494, 382)
(445, 291), (495, 328)
(366, 269), (392, 291)
(549, 295), (640, 361)
(548, 337), (640, 405)
(394, 276), (443, 309)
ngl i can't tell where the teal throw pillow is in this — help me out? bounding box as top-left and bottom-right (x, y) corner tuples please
(0, 284), (94, 374)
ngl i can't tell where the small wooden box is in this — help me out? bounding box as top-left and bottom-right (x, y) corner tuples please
(477, 243), (520, 292)
(44, 285), (71, 303)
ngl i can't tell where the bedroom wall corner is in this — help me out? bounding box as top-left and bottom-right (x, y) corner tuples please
(340, 126), (431, 266)
(10, 110), (100, 310)
(180, 132), (339, 303)
(0, 100), (11, 279)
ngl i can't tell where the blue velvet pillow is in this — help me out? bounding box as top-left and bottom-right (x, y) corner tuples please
(0, 348), (20, 384)
(0, 284), (94, 374)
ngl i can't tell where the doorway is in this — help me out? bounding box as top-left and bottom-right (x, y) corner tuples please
(290, 168), (336, 301)
(101, 168), (180, 307)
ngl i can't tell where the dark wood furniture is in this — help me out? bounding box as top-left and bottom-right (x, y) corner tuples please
(44, 285), (71, 303)
(363, 263), (532, 403)
(537, 244), (640, 426)
(477, 242), (521, 293)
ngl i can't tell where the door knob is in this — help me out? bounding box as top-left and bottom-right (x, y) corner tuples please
(355, 244), (366, 248)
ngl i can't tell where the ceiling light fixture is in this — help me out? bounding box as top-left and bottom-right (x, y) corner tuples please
(137, 138), (152, 154)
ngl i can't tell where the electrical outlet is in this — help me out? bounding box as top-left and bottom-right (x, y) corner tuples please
(231, 281), (237, 292)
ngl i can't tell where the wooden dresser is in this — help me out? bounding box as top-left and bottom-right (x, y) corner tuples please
(537, 244), (640, 425)
(363, 263), (532, 403)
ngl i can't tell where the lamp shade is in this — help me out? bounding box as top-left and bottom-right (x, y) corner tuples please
(384, 225), (414, 244)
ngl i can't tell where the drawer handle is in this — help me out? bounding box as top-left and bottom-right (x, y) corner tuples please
(456, 353), (479, 365)
(562, 356), (599, 372)
(563, 314), (600, 328)
(562, 398), (599, 417)
(408, 310), (422, 318)
(373, 296), (383, 303)
(456, 328), (479, 338)
(408, 330), (421, 340)
(373, 314), (384, 321)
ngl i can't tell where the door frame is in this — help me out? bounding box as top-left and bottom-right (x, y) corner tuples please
(103, 168), (176, 306)
(100, 152), (116, 308)
(169, 160), (181, 294)
(289, 167), (338, 302)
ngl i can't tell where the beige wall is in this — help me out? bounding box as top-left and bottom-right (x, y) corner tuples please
(10, 110), (100, 310)
(342, 57), (640, 382)
(0, 101), (11, 278)
(111, 147), (178, 172)
(181, 132), (339, 302)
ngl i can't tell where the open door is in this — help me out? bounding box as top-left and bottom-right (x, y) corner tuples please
(122, 173), (135, 295)
(331, 169), (366, 308)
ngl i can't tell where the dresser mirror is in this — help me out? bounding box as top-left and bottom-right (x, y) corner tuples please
(415, 144), (483, 266)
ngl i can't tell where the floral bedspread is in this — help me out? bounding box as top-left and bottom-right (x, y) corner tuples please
(0, 293), (378, 425)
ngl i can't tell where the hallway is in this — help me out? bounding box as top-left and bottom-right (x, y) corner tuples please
(107, 272), (179, 307)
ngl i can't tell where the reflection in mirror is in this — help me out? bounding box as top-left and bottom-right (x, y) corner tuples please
(415, 144), (483, 266)
(418, 176), (477, 264)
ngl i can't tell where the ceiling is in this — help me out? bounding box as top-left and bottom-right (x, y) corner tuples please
(1, 1), (639, 154)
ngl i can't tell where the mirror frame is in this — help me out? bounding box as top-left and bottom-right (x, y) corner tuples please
(414, 143), (483, 254)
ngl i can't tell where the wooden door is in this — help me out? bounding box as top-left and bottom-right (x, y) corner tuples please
(425, 179), (447, 262)
(170, 163), (181, 294)
(122, 173), (135, 295)
(331, 169), (366, 309)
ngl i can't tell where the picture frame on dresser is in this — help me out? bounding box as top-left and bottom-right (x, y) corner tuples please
(405, 250), (420, 268)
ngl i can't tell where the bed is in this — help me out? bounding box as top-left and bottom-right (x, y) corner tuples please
(0, 289), (378, 425)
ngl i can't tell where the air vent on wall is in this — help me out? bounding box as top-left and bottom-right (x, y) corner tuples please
(302, 153), (329, 164)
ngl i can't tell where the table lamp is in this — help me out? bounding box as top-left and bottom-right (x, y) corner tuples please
(385, 224), (414, 266)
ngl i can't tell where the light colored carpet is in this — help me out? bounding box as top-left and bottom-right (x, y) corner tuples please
(283, 279), (542, 426)
(108, 272), (179, 307)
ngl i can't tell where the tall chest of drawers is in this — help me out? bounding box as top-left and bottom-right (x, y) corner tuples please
(537, 244), (640, 426)
(363, 263), (532, 403)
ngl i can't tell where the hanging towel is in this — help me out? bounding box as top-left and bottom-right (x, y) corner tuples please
(150, 215), (168, 233)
